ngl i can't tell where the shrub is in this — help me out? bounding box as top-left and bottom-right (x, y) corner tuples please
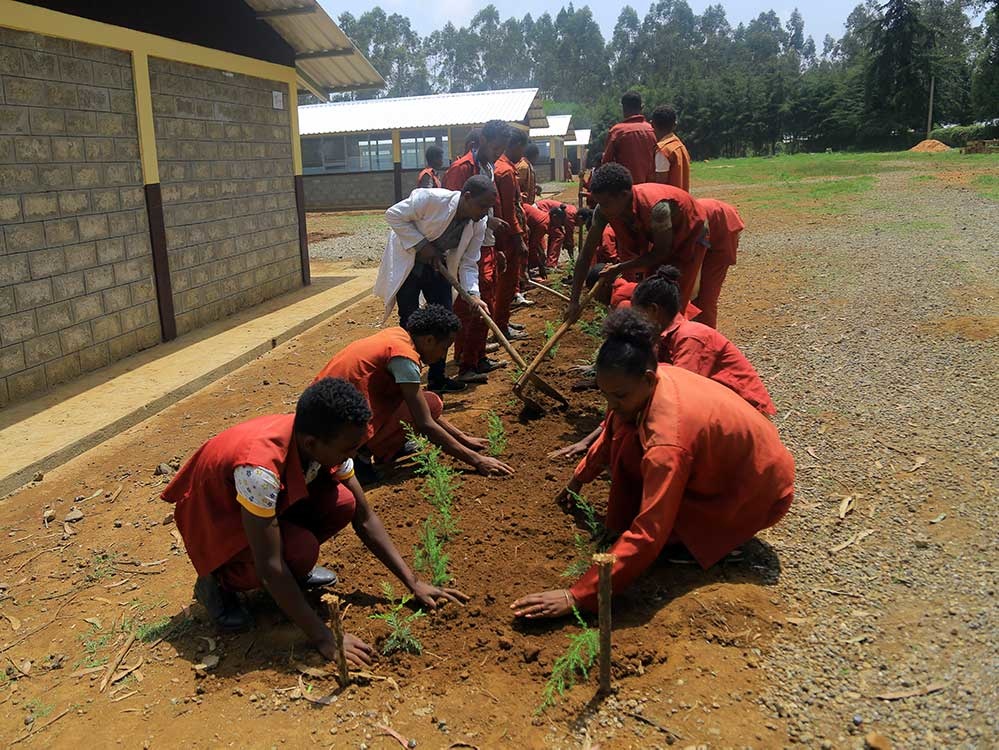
(369, 582), (425, 655)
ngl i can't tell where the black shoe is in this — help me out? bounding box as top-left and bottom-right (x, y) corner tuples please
(300, 565), (338, 589)
(477, 357), (506, 373)
(509, 322), (526, 331)
(506, 328), (530, 341)
(428, 377), (468, 394)
(195, 575), (252, 632)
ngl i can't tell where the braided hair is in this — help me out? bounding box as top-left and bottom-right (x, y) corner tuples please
(632, 265), (682, 320)
(595, 309), (658, 377)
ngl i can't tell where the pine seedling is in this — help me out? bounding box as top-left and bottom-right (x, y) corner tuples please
(413, 518), (451, 586)
(486, 411), (507, 457)
(537, 608), (599, 712)
(561, 490), (611, 578)
(369, 582), (425, 656)
(544, 320), (560, 359)
(578, 304), (607, 341)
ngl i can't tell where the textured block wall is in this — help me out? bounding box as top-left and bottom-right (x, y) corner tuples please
(303, 169), (423, 211)
(0, 28), (157, 406)
(149, 58), (300, 336)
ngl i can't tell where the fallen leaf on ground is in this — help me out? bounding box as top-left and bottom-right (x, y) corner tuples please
(297, 675), (337, 705)
(806, 446), (821, 461)
(192, 654), (219, 671)
(929, 513), (947, 524)
(2, 613), (21, 631)
(293, 660), (329, 679)
(838, 496), (855, 519)
(906, 456), (928, 472)
(872, 682), (945, 700)
(83, 617), (102, 629)
(865, 732), (892, 750)
(829, 529), (875, 554)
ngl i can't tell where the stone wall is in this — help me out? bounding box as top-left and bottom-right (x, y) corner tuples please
(149, 58), (300, 335)
(0, 28), (157, 407)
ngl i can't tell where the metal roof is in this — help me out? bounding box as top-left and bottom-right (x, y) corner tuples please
(566, 128), (591, 147)
(298, 88), (548, 136)
(530, 114), (575, 140)
(242, 1), (384, 96)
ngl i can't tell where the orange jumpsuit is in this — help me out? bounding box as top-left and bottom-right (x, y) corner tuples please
(516, 157), (536, 203)
(659, 313), (775, 415)
(602, 114), (657, 184)
(415, 167), (441, 189)
(654, 134), (691, 191)
(492, 153), (526, 332)
(536, 199), (577, 267)
(569, 366), (794, 610)
(605, 183), (708, 310)
(693, 198), (744, 329)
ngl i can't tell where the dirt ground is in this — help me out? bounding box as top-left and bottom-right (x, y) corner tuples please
(0, 153), (996, 748)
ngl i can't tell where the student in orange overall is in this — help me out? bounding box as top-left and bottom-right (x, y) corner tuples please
(522, 201), (566, 278)
(514, 310), (794, 618)
(164, 378), (468, 656)
(602, 91), (657, 185)
(517, 143), (538, 204)
(692, 198), (745, 329)
(492, 127), (532, 338)
(315, 305), (513, 478)
(566, 162), (708, 321)
(651, 105), (691, 191)
(536, 200), (591, 267)
(415, 145), (444, 189)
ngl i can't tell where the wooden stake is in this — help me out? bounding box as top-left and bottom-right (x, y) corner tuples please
(593, 552), (616, 694)
(322, 593), (350, 688)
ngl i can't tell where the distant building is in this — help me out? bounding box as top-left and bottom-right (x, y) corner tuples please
(298, 88), (548, 210)
(0, 0), (382, 404)
(566, 128), (591, 174)
(530, 114), (576, 182)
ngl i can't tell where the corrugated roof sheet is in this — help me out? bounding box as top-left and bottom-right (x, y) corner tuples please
(530, 114), (574, 139)
(242, 0), (384, 95)
(298, 88), (548, 136)
(566, 128), (591, 147)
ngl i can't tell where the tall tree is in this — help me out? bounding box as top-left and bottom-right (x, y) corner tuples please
(864, 0), (932, 135)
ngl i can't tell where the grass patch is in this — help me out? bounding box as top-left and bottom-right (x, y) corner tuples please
(86, 551), (120, 583)
(578, 304), (607, 341)
(972, 174), (999, 201)
(24, 698), (54, 719)
(544, 320), (560, 359)
(537, 608), (599, 713)
(486, 411), (507, 457)
(135, 615), (193, 643)
(369, 582), (424, 656)
(75, 624), (113, 669)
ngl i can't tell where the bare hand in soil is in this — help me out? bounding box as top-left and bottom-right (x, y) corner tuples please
(409, 580), (470, 609)
(465, 436), (490, 453)
(316, 632), (373, 668)
(548, 442), (589, 460)
(511, 589), (576, 619)
(474, 455), (514, 476)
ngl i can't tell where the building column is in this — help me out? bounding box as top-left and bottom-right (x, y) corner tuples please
(549, 138), (558, 181)
(392, 130), (403, 202)
(288, 75), (310, 286)
(133, 51), (177, 342)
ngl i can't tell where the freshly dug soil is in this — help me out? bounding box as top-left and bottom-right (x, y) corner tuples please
(909, 139), (951, 153)
(0, 280), (789, 747)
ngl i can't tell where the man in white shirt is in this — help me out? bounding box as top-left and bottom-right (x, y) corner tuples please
(374, 175), (497, 394)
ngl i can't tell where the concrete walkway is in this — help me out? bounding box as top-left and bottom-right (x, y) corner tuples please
(0, 262), (376, 497)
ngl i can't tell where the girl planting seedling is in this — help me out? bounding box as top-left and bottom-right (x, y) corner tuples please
(512, 309), (795, 619)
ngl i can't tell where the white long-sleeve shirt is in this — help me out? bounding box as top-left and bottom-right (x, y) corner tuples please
(374, 188), (486, 323)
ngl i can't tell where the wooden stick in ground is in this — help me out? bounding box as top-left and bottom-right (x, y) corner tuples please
(593, 552), (616, 695)
(514, 276), (608, 392)
(322, 593), (350, 688)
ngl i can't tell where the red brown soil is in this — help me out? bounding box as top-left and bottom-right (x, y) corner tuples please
(0, 284), (791, 746)
(909, 139), (951, 153)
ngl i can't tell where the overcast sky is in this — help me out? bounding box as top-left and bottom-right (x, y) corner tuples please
(320, 1), (860, 46)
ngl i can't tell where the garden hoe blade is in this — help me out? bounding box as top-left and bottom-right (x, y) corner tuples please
(433, 261), (568, 411)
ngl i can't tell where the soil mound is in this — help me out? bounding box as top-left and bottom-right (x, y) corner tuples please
(909, 139), (951, 153)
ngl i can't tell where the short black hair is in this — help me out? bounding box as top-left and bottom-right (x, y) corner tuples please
(548, 206), (567, 220)
(296, 378), (371, 439)
(596, 309), (657, 377)
(590, 162), (633, 195)
(425, 144), (444, 163)
(525, 143), (539, 160)
(463, 174), (497, 198)
(632, 265), (682, 319)
(621, 91), (642, 113)
(651, 105), (677, 131)
(578, 207), (594, 226)
(405, 304), (461, 340)
(482, 119), (510, 144)
(508, 129), (528, 147)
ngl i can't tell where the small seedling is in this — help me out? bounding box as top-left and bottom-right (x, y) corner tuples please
(369, 582), (425, 655)
(75, 624), (112, 669)
(561, 490), (611, 578)
(24, 698), (54, 719)
(544, 321), (560, 359)
(578, 304), (607, 341)
(405, 425), (459, 539)
(510, 366), (523, 383)
(413, 518), (451, 586)
(537, 608), (599, 712)
(486, 411), (507, 457)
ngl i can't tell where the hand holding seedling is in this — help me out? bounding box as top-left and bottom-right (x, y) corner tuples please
(555, 479), (585, 507)
(316, 631), (373, 668)
(409, 579), (470, 609)
(511, 589), (577, 619)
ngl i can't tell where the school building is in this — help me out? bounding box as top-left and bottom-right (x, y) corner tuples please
(298, 88), (549, 210)
(566, 128), (591, 174)
(0, 0), (382, 406)
(529, 114), (576, 182)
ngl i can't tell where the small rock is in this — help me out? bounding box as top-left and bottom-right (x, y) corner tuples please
(162, 513), (174, 526)
(24, 714), (34, 725)
(853, 714), (864, 726)
(523, 647), (540, 663)
(498, 637), (513, 650)
(233, 687), (244, 697)
(64, 507), (84, 523)
(32, 472), (43, 482)
(154, 463), (174, 477)
(865, 732), (892, 750)
(114, 520), (123, 528)
(42, 509), (55, 524)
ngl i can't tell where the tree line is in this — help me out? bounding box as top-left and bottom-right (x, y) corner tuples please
(317, 1), (999, 159)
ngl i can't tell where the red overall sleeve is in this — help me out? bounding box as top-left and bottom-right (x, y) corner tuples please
(669, 334), (717, 379)
(602, 127), (618, 167)
(573, 420), (612, 485)
(569, 444), (691, 611)
(496, 169), (522, 236)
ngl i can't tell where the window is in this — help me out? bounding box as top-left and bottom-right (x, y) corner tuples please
(400, 130), (450, 170)
(533, 140), (551, 161)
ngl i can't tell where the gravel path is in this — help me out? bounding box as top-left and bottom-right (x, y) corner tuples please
(308, 228), (386, 267)
(736, 171), (998, 748)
